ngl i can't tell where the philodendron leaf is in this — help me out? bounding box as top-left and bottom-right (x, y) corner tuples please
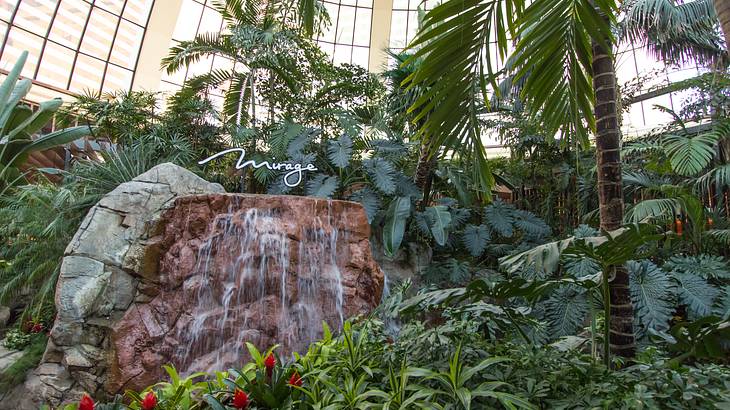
(327, 133), (352, 168)
(348, 187), (380, 223)
(628, 260), (676, 337)
(425, 205), (451, 246)
(462, 224), (491, 257)
(305, 174), (339, 198)
(383, 196), (411, 257)
(672, 272), (718, 319)
(364, 157), (396, 194)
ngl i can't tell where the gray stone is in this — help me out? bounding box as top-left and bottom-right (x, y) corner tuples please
(63, 347), (92, 368)
(0, 306), (10, 328)
(0, 346), (24, 372)
(19, 163), (226, 407)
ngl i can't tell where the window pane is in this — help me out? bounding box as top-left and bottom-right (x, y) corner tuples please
(70, 53), (105, 92)
(172, 0), (203, 40)
(336, 5), (355, 44)
(110, 18), (144, 69)
(49, 0), (91, 48)
(353, 8), (371, 47)
(352, 46), (368, 68)
(390, 10), (407, 49)
(198, 5), (222, 33)
(103, 64), (133, 92)
(123, 0), (154, 25)
(37, 42), (75, 86)
(333, 45), (352, 65)
(80, 7), (119, 58)
(2, 27), (43, 77)
(15, 0), (56, 34)
(0, 1), (15, 23)
(96, 0), (123, 15)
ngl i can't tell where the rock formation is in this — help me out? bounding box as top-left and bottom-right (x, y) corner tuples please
(2, 163), (383, 408)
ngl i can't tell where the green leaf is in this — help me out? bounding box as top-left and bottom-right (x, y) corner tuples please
(364, 157), (396, 194)
(484, 200), (515, 238)
(628, 260), (676, 337)
(383, 197), (411, 257)
(348, 187), (380, 223)
(327, 134), (353, 169)
(542, 285), (589, 338)
(462, 224), (491, 257)
(20, 126), (92, 154)
(713, 286), (730, 320)
(305, 174), (338, 198)
(425, 205), (451, 246)
(672, 272), (718, 320)
(664, 254), (730, 280)
(663, 132), (718, 176)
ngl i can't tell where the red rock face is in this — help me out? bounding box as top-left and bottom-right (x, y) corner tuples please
(108, 194), (384, 393)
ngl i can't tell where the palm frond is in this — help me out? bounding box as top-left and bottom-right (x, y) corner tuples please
(620, 0), (726, 67)
(161, 33), (238, 74)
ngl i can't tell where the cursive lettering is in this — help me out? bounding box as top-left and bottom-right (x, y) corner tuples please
(198, 148), (317, 187)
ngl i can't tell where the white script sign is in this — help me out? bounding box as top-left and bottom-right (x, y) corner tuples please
(198, 148), (317, 187)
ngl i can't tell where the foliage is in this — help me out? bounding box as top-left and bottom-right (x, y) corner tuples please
(0, 333), (47, 393)
(0, 51), (92, 194)
(81, 315), (730, 410)
(1, 329), (31, 350)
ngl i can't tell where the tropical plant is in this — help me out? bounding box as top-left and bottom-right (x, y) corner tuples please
(0, 51), (92, 194)
(620, 0), (727, 68)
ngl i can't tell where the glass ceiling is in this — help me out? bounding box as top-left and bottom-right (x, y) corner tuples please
(0, 0), (709, 140)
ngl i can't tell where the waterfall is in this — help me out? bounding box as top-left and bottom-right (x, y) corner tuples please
(170, 204), (346, 374)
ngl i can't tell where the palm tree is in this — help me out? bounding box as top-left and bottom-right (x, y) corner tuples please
(383, 51), (438, 207)
(403, 0), (637, 358)
(161, 0), (325, 126)
(592, 16), (636, 358)
(402, 0), (727, 360)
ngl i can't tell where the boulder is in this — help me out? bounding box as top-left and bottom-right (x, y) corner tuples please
(8, 163), (384, 408)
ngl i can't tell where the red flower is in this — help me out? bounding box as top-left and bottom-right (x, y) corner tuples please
(675, 218), (683, 236)
(30, 323), (44, 333)
(288, 371), (302, 387)
(232, 389), (249, 409)
(264, 353), (276, 370)
(140, 391), (157, 410)
(79, 394), (94, 410)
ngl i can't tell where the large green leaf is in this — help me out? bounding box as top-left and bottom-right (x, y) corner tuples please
(462, 224), (491, 257)
(425, 205), (451, 246)
(348, 187), (380, 224)
(542, 285), (589, 338)
(383, 197), (411, 257)
(628, 260), (676, 337)
(305, 174), (338, 198)
(364, 157), (396, 194)
(672, 272), (718, 320)
(664, 254), (730, 280)
(484, 200), (515, 238)
(18, 126), (92, 155)
(0, 51), (28, 125)
(663, 132), (718, 176)
(327, 133), (352, 169)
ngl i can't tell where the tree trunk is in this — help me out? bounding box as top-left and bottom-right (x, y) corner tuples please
(414, 144), (437, 209)
(715, 0), (730, 49)
(592, 36), (636, 359)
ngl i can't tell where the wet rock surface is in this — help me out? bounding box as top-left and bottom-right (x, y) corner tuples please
(4, 163), (383, 408)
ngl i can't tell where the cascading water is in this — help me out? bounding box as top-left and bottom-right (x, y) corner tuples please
(169, 203), (346, 374)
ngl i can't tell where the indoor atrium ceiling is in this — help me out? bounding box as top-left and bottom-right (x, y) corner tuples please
(0, 0), (712, 140)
